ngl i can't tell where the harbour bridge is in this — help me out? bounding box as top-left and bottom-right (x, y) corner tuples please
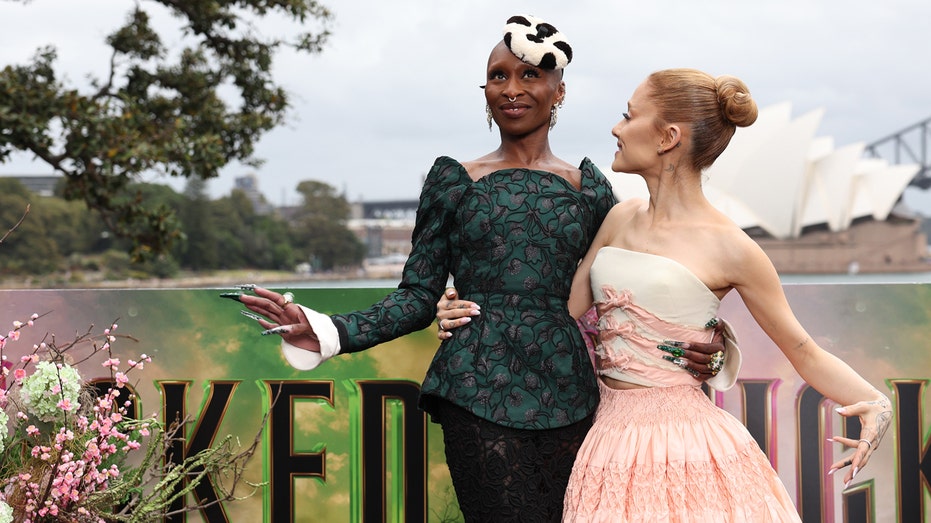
(865, 115), (931, 188)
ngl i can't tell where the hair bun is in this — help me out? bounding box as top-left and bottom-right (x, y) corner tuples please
(715, 75), (758, 127)
(503, 14), (572, 70)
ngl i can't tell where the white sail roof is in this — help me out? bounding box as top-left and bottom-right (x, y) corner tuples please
(606, 103), (920, 239)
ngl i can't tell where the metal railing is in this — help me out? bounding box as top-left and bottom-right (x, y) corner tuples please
(865, 116), (931, 188)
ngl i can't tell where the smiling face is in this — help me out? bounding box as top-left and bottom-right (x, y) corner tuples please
(484, 41), (565, 136)
(610, 80), (663, 174)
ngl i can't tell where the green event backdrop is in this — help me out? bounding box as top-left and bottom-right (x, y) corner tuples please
(1, 284), (929, 522)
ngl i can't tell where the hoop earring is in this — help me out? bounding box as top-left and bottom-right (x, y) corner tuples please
(549, 105), (559, 130)
(486, 104), (493, 131)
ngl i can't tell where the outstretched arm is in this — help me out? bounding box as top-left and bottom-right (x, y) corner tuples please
(732, 238), (892, 486)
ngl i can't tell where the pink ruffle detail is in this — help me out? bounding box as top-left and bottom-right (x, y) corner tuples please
(594, 285), (713, 386)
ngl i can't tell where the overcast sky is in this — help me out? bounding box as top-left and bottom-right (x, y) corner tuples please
(2, 0), (930, 211)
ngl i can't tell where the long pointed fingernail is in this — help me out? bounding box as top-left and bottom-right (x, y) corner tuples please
(240, 310), (264, 321)
(852, 467), (859, 480)
(657, 345), (685, 357)
(238, 284), (257, 290)
(705, 318), (719, 328)
(220, 293), (242, 302)
(262, 326), (290, 336)
(827, 468), (836, 476)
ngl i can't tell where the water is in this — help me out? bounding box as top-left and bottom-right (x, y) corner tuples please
(282, 272), (931, 289)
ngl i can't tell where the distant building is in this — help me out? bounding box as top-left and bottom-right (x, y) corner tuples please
(607, 102), (929, 274)
(234, 174), (273, 215)
(3, 175), (61, 197)
(347, 200), (417, 259)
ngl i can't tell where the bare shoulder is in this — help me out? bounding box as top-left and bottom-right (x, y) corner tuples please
(597, 199), (645, 238)
(615, 197), (647, 212)
(720, 221), (780, 288)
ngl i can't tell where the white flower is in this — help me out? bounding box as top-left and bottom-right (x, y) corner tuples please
(0, 409), (8, 454)
(0, 500), (12, 523)
(20, 361), (82, 422)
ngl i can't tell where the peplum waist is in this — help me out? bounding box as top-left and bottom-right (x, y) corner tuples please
(461, 289), (570, 311)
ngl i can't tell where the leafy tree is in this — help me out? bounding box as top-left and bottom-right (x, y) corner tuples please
(0, 0), (332, 261)
(0, 180), (63, 274)
(210, 190), (297, 270)
(291, 180), (365, 271)
(178, 177), (218, 270)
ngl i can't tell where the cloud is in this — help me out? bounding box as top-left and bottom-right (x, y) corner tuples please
(2, 0), (928, 214)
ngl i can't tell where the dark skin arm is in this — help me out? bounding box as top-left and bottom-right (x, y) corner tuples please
(434, 287), (728, 381)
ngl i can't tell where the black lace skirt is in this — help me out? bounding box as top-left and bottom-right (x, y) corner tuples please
(435, 399), (594, 522)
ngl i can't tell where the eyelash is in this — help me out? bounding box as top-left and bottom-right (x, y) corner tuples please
(488, 69), (541, 81)
(622, 112), (631, 120)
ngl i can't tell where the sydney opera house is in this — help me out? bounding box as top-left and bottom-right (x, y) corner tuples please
(350, 103), (929, 275)
(605, 103), (929, 274)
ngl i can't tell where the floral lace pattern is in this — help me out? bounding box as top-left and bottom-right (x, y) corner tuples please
(436, 400), (592, 522)
(333, 156), (616, 429)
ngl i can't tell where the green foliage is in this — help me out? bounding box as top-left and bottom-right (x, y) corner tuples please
(1, 176), (366, 279)
(0, 0), (332, 261)
(291, 180), (366, 271)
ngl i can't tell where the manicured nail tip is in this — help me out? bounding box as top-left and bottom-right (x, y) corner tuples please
(852, 467), (859, 479)
(827, 469), (835, 476)
(262, 327), (289, 336)
(844, 480), (851, 489)
(461, 317), (471, 324)
(835, 407), (845, 414)
(238, 284), (257, 290)
(220, 293), (242, 302)
(240, 310), (263, 321)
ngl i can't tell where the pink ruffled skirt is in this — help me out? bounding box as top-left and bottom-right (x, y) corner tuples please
(563, 382), (802, 522)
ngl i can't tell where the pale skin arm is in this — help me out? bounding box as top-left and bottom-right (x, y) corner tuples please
(730, 234), (892, 486)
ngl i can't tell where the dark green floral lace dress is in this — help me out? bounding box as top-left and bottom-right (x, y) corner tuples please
(332, 156), (616, 430)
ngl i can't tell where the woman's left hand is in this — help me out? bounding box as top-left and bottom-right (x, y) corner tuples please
(828, 393), (893, 486)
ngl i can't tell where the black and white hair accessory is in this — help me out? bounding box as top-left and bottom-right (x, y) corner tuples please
(503, 14), (572, 70)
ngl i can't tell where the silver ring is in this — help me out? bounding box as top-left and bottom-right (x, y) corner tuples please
(858, 438), (873, 450)
(508, 96), (517, 102)
(708, 351), (725, 375)
(282, 292), (294, 305)
(438, 319), (446, 331)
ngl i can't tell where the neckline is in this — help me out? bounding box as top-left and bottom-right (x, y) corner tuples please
(448, 156), (593, 193)
(596, 246), (720, 304)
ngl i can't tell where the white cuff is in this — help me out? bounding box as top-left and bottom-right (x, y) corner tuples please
(280, 305), (341, 370)
(707, 318), (742, 391)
